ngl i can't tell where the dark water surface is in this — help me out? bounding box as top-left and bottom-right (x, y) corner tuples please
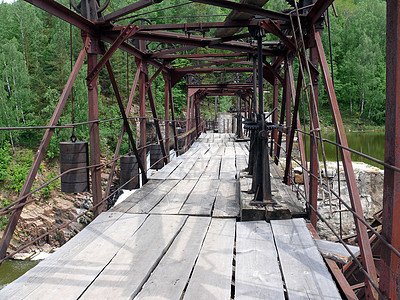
(304, 130), (385, 169)
(0, 259), (40, 290)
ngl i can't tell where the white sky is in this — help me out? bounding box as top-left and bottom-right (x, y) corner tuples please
(1, 0), (16, 3)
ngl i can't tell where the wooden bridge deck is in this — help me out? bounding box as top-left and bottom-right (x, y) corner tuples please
(0, 133), (342, 300)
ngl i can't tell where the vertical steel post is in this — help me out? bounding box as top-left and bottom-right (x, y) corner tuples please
(185, 94), (191, 148)
(315, 31), (378, 298)
(164, 74), (170, 162)
(309, 46), (319, 228)
(270, 77), (279, 156)
(105, 67), (141, 198)
(284, 59), (292, 159)
(381, 0), (400, 297)
(167, 74), (179, 154)
(87, 50), (104, 216)
(138, 64), (147, 177)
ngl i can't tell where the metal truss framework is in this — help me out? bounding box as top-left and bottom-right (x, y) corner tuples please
(0, 0), (399, 297)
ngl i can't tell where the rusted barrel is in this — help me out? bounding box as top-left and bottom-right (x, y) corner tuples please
(177, 128), (186, 153)
(60, 141), (89, 193)
(120, 155), (139, 190)
(149, 144), (164, 170)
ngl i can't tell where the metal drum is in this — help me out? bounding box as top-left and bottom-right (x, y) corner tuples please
(177, 128), (186, 153)
(120, 155), (139, 190)
(60, 141), (89, 193)
(149, 144), (164, 170)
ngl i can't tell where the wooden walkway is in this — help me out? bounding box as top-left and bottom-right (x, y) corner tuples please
(0, 133), (342, 300)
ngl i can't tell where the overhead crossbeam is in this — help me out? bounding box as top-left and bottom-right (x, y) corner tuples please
(102, 0), (162, 22)
(24, 0), (95, 33)
(189, 0), (290, 22)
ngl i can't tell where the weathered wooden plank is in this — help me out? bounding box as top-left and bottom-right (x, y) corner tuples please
(127, 179), (179, 214)
(150, 158), (183, 180)
(224, 145), (235, 157)
(271, 219), (342, 299)
(150, 179), (197, 214)
(110, 180), (165, 212)
(236, 156), (248, 173)
(17, 214), (148, 300)
(235, 221), (285, 300)
(168, 158), (197, 180)
(0, 212), (123, 300)
(134, 216), (211, 299)
(205, 144), (225, 157)
(270, 178), (305, 217)
(183, 218), (235, 300)
(80, 214), (187, 300)
(234, 142), (247, 157)
(213, 180), (240, 217)
(185, 158), (211, 180)
(179, 178), (220, 216)
(220, 155), (237, 180)
(201, 157), (221, 180)
(314, 239), (360, 264)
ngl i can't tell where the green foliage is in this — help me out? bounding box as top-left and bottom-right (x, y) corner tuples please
(9, 149), (33, 193)
(0, 143), (12, 182)
(321, 0), (386, 125)
(41, 171), (59, 199)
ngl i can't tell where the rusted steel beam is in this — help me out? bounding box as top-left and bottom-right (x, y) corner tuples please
(189, 0), (289, 22)
(187, 83), (253, 89)
(130, 31), (278, 55)
(0, 43), (88, 260)
(263, 59), (284, 84)
(146, 75), (169, 164)
(174, 67), (252, 74)
(208, 33), (251, 46)
(177, 57), (247, 72)
(381, 0), (400, 297)
(87, 25), (139, 84)
(274, 79), (287, 165)
(284, 68), (302, 185)
(164, 75), (170, 162)
(105, 66), (141, 198)
(102, 0), (162, 22)
(185, 94), (192, 149)
(309, 45), (319, 228)
(284, 59), (292, 162)
(138, 20), (258, 31)
(87, 50), (104, 217)
(101, 34), (168, 71)
(104, 59), (148, 185)
(151, 46), (197, 58)
(315, 30), (379, 298)
(138, 64), (147, 176)
(145, 65), (164, 90)
(166, 74), (179, 154)
(289, 63), (309, 198)
(156, 52), (247, 60)
(270, 77), (279, 156)
(307, 0), (334, 26)
(24, 0), (95, 33)
(260, 20), (296, 53)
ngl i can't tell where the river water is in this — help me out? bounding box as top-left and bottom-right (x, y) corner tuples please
(0, 259), (40, 290)
(304, 130), (386, 169)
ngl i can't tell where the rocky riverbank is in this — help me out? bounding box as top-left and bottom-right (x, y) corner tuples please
(1, 191), (94, 260)
(293, 161), (383, 239)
